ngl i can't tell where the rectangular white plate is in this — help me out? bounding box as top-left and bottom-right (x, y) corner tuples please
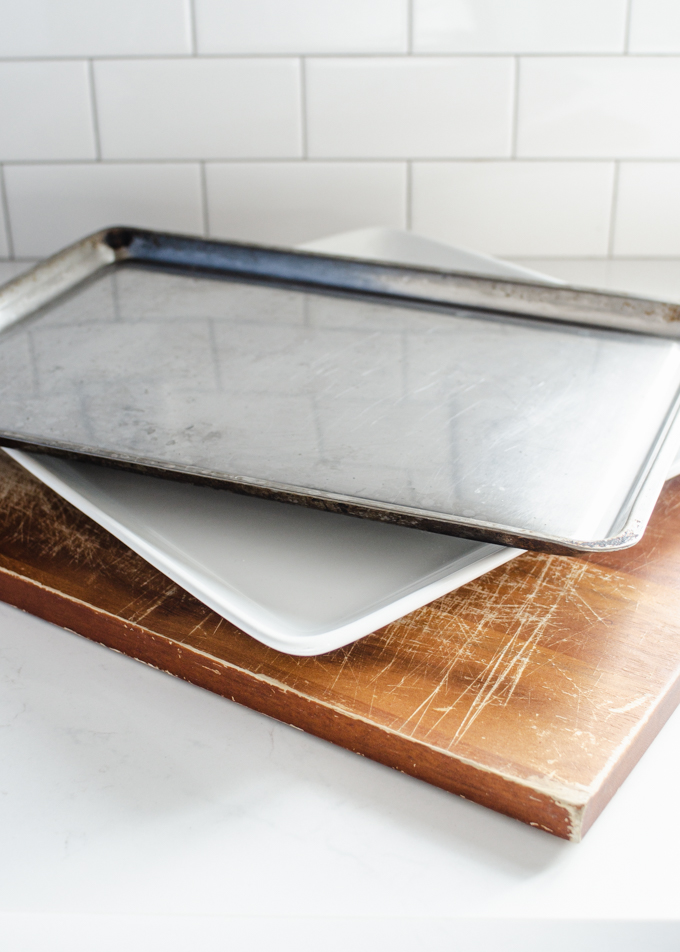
(6, 446), (520, 655)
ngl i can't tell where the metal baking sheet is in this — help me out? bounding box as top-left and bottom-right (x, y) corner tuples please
(2, 225), (680, 554)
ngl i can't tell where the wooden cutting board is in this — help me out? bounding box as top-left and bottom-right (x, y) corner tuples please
(1, 449), (680, 841)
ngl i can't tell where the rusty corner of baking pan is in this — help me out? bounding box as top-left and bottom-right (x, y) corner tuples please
(663, 303), (680, 323)
(103, 226), (136, 255)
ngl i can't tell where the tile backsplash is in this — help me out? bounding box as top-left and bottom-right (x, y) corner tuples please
(0, 0), (679, 258)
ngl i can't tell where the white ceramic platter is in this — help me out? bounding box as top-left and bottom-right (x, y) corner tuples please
(6, 447), (520, 656)
(7, 230), (679, 655)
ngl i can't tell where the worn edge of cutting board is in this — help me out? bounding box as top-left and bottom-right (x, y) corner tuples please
(3, 560), (680, 841)
(0, 566), (579, 839)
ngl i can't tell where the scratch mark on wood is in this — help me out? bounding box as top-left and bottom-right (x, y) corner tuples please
(609, 694), (653, 715)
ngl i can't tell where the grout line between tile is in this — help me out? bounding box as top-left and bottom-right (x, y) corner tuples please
(188, 0), (198, 55)
(3, 51), (680, 63)
(407, 0), (414, 54)
(199, 161), (210, 236)
(406, 161), (412, 230)
(87, 59), (102, 160)
(300, 58), (308, 159)
(3, 157), (678, 167)
(608, 162), (621, 256)
(511, 57), (520, 158)
(623, 0), (634, 54)
(0, 165), (16, 259)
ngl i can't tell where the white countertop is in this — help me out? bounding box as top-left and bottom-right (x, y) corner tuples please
(1, 600), (680, 950)
(2, 253), (680, 951)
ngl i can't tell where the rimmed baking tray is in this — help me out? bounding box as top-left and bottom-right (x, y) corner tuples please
(2, 225), (680, 554)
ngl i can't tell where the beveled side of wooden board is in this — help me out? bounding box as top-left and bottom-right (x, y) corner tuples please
(1, 450), (680, 841)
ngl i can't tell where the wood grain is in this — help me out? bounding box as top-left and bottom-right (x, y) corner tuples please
(2, 449), (680, 841)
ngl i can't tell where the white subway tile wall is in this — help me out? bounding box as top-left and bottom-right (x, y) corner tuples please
(0, 0), (678, 260)
(411, 161), (615, 255)
(206, 162), (406, 246)
(0, 0), (193, 58)
(0, 61), (96, 161)
(94, 59), (303, 160)
(614, 163), (680, 256)
(194, 0), (409, 54)
(306, 57), (514, 158)
(629, 0), (680, 54)
(412, 0), (628, 54)
(517, 57), (680, 158)
(4, 163), (204, 257)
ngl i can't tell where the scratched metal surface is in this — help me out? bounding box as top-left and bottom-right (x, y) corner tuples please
(2, 261), (680, 548)
(2, 448), (680, 839)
